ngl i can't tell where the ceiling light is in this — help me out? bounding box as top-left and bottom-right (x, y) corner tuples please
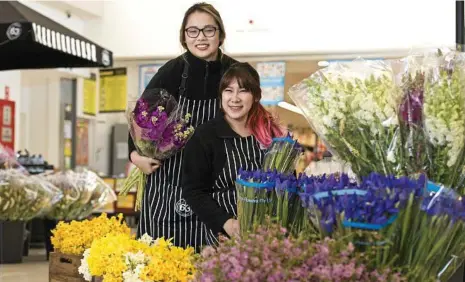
(277, 101), (304, 116)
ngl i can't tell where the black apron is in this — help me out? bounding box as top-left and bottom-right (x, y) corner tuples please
(205, 136), (265, 245)
(137, 61), (218, 251)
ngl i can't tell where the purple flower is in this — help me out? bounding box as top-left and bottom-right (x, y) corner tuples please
(300, 172), (426, 233)
(399, 72), (424, 125)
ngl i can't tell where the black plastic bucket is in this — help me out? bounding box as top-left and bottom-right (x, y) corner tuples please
(0, 220), (26, 264)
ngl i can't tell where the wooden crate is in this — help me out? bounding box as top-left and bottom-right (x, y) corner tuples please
(49, 252), (85, 282)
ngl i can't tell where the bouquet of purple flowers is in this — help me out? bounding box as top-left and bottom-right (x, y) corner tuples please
(120, 88), (194, 210)
(129, 88), (194, 160)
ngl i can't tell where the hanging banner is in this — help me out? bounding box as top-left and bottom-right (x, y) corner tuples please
(139, 64), (163, 95)
(76, 118), (89, 166)
(99, 68), (127, 113)
(256, 61), (286, 105)
(83, 73), (97, 116)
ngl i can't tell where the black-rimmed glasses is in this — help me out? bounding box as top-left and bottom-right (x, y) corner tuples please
(185, 26), (218, 38)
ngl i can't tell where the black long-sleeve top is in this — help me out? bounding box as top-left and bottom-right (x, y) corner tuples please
(182, 114), (265, 235)
(127, 50), (237, 161)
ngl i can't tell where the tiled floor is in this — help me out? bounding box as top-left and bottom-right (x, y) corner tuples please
(0, 248), (48, 282)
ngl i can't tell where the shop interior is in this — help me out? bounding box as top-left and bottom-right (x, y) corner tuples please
(0, 1), (461, 282)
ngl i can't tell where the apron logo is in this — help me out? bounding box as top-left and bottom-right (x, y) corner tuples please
(175, 199), (193, 217)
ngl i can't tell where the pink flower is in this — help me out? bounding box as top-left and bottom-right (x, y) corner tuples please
(250, 256), (260, 267)
(194, 223), (405, 282)
(201, 246), (216, 258)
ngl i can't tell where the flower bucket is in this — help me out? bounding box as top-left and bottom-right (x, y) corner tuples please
(49, 251), (85, 282)
(0, 220), (25, 264)
(236, 178), (275, 237)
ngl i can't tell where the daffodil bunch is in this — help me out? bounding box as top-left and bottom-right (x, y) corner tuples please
(422, 51), (465, 192)
(51, 213), (131, 255)
(79, 233), (196, 282)
(289, 59), (404, 178)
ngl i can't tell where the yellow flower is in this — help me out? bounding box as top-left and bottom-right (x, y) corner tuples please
(85, 235), (196, 282)
(51, 213), (131, 255)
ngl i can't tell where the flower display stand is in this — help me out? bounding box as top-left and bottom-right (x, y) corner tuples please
(0, 220), (26, 264)
(49, 252), (85, 282)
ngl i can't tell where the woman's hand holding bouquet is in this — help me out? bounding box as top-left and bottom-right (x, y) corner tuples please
(121, 88), (195, 210)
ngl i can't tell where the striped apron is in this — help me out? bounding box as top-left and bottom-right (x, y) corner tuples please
(204, 136), (265, 245)
(137, 62), (218, 251)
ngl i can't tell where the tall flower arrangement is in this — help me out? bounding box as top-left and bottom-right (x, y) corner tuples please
(391, 54), (429, 176)
(289, 49), (465, 194)
(288, 59), (404, 178)
(0, 169), (62, 221)
(422, 51), (465, 192)
(44, 170), (117, 220)
(120, 88), (194, 210)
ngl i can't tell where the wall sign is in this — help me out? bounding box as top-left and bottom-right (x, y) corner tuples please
(256, 61), (286, 105)
(139, 64), (163, 95)
(76, 118), (89, 166)
(83, 73), (97, 116)
(0, 99), (15, 151)
(99, 68), (127, 113)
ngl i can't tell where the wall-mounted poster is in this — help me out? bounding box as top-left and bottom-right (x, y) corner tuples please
(99, 68), (127, 113)
(83, 73), (97, 116)
(256, 61), (286, 105)
(139, 64), (163, 95)
(76, 118), (89, 166)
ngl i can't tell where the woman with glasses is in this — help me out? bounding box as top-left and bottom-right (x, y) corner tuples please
(128, 2), (238, 251)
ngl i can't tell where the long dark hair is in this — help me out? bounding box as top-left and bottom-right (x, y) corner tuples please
(219, 63), (284, 147)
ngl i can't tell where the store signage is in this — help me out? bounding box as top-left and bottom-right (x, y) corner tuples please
(31, 23), (112, 67)
(139, 64), (163, 95)
(99, 68), (127, 113)
(256, 61), (286, 105)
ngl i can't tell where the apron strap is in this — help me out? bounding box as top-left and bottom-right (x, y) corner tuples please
(178, 60), (189, 97)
